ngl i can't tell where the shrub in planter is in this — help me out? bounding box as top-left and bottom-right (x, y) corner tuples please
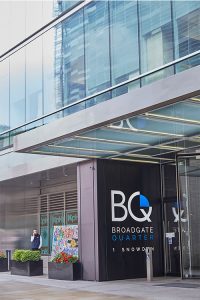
(13, 249), (41, 262)
(0, 251), (8, 272)
(0, 251), (6, 259)
(11, 250), (43, 276)
(48, 252), (81, 280)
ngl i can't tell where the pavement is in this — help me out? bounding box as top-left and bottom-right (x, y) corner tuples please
(0, 273), (200, 300)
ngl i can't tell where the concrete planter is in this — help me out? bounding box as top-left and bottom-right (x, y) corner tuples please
(11, 260), (43, 276)
(48, 262), (81, 280)
(0, 258), (8, 272)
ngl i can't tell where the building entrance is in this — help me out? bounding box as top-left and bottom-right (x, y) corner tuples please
(161, 163), (180, 277)
(177, 153), (200, 278)
(161, 152), (200, 279)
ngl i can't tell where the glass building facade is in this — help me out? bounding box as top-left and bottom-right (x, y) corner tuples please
(0, 1), (200, 150)
(1, 0), (200, 281)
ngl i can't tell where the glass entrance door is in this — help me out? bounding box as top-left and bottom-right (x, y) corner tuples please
(161, 163), (180, 276)
(177, 154), (200, 278)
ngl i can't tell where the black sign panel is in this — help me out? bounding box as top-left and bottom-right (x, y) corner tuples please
(97, 160), (164, 280)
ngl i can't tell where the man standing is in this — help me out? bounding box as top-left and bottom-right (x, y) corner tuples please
(31, 229), (42, 251)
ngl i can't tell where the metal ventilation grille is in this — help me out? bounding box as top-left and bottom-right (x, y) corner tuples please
(49, 192), (64, 212)
(25, 197), (39, 214)
(65, 190), (77, 210)
(40, 195), (48, 213)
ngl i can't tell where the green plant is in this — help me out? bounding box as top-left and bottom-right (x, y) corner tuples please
(13, 250), (41, 262)
(51, 252), (78, 264)
(0, 251), (5, 259)
(12, 250), (23, 261)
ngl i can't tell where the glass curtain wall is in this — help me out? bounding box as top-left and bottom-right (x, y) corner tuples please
(174, 1), (200, 71)
(0, 60), (9, 132)
(110, 0), (140, 97)
(26, 37), (43, 123)
(43, 24), (64, 121)
(84, 1), (111, 98)
(139, 0), (174, 84)
(1, 1), (200, 149)
(0, 1), (81, 56)
(10, 48), (26, 128)
(62, 10), (85, 106)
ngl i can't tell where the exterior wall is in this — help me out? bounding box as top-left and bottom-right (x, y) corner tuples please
(77, 159), (164, 281)
(77, 160), (99, 280)
(96, 159), (163, 280)
(0, 165), (77, 255)
(0, 176), (40, 251)
(0, 148), (84, 182)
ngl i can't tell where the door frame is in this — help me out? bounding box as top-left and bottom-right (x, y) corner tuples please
(175, 152), (200, 279)
(160, 161), (181, 277)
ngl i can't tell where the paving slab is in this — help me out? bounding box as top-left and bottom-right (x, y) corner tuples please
(0, 273), (200, 300)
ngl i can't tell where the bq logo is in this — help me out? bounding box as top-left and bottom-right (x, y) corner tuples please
(172, 206), (187, 223)
(111, 190), (152, 222)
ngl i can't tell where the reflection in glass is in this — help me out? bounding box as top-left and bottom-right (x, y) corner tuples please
(62, 9), (85, 105)
(26, 37), (43, 122)
(26, 120), (43, 132)
(176, 54), (200, 74)
(54, 0), (82, 16)
(112, 81), (140, 99)
(173, 1), (200, 69)
(178, 156), (200, 278)
(84, 1), (111, 96)
(43, 28), (63, 116)
(0, 133), (9, 150)
(64, 102), (85, 116)
(141, 67), (174, 86)
(10, 49), (25, 128)
(139, 1), (173, 73)
(110, 1), (139, 86)
(85, 92), (111, 109)
(9, 127), (26, 146)
(0, 60), (9, 132)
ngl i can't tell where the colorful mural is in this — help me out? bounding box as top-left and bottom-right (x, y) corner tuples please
(51, 225), (78, 258)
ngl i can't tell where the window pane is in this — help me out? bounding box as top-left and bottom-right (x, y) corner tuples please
(176, 54), (200, 73)
(112, 80), (140, 98)
(54, 1), (82, 15)
(139, 1), (173, 73)
(9, 1), (26, 50)
(42, 0), (55, 25)
(61, 1), (82, 13)
(85, 91), (111, 108)
(62, 9), (85, 105)
(141, 67), (174, 86)
(25, 1), (43, 37)
(10, 49), (25, 128)
(0, 60), (9, 132)
(173, 1), (200, 60)
(0, 133), (9, 150)
(0, 2), (11, 55)
(43, 28), (63, 116)
(84, 1), (111, 96)
(110, 0), (139, 86)
(26, 37), (43, 122)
